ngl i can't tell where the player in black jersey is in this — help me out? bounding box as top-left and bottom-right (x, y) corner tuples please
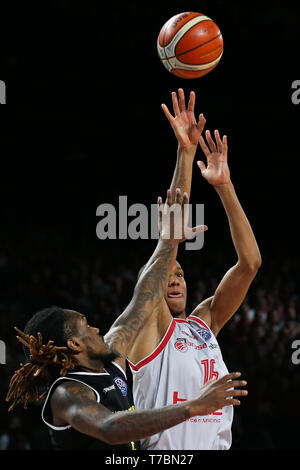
(6, 189), (247, 450)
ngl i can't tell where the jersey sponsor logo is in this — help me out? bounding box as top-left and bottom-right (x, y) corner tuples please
(114, 405), (135, 413)
(174, 338), (188, 353)
(197, 327), (211, 341)
(181, 330), (198, 340)
(175, 335), (207, 352)
(188, 341), (207, 351)
(103, 384), (116, 393)
(189, 416), (221, 423)
(114, 376), (128, 396)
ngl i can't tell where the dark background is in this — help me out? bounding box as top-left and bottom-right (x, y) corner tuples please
(0, 0), (299, 453)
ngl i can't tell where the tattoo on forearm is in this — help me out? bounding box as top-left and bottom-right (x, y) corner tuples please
(60, 381), (190, 445)
(107, 242), (174, 352)
(102, 404), (190, 444)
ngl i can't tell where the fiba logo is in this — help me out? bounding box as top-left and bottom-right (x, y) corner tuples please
(174, 338), (188, 353)
(0, 81), (6, 104)
(171, 12), (189, 28)
(197, 327), (211, 342)
(114, 377), (128, 396)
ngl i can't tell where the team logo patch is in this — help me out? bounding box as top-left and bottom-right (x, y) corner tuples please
(174, 338), (188, 353)
(114, 377), (128, 397)
(197, 327), (211, 342)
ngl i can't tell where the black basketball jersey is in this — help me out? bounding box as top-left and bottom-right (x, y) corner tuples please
(42, 361), (139, 450)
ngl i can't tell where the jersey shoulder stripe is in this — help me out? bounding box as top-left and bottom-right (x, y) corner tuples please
(187, 315), (210, 330)
(128, 319), (176, 371)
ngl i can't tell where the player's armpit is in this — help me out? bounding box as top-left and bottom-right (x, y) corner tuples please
(127, 297), (172, 364)
(208, 262), (259, 335)
(190, 296), (213, 329)
(191, 262), (259, 336)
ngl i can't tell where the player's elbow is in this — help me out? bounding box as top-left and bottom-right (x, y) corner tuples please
(239, 254), (262, 275)
(250, 252), (262, 272)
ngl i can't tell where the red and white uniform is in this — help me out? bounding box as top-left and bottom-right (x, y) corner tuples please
(128, 316), (233, 450)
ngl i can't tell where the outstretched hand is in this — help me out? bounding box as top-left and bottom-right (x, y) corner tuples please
(161, 88), (206, 151)
(198, 130), (231, 186)
(191, 372), (248, 417)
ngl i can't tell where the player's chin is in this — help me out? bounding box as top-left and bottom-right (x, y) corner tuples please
(167, 298), (186, 316)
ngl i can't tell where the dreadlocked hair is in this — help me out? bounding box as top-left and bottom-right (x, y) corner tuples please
(6, 306), (79, 411)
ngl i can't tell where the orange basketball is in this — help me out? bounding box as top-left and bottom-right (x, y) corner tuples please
(157, 12), (223, 79)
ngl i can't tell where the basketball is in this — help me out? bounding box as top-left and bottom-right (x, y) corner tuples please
(157, 12), (223, 79)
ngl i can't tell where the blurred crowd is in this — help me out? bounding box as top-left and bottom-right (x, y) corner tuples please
(0, 228), (299, 450)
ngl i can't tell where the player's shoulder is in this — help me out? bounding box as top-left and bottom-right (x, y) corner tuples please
(189, 296), (214, 328)
(51, 377), (96, 407)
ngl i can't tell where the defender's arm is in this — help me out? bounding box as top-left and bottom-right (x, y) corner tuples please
(51, 372), (247, 445)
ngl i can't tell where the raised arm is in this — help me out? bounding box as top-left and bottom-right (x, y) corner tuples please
(109, 91), (206, 366)
(161, 88), (206, 203)
(191, 130), (262, 335)
(162, 89), (206, 264)
(104, 238), (175, 370)
(51, 371), (247, 446)
(122, 91), (206, 365)
(105, 189), (205, 370)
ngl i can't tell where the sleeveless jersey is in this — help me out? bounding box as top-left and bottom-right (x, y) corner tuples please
(128, 316), (233, 450)
(42, 361), (139, 450)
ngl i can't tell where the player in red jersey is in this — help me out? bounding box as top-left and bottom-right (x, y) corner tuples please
(128, 89), (261, 450)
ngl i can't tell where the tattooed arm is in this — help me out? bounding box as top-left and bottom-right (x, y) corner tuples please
(104, 189), (181, 371)
(104, 189), (206, 371)
(104, 237), (175, 370)
(51, 372), (247, 445)
(127, 90), (206, 364)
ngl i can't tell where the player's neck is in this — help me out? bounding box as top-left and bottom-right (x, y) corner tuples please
(79, 364), (106, 373)
(172, 311), (186, 320)
(77, 358), (106, 373)
(76, 348), (120, 373)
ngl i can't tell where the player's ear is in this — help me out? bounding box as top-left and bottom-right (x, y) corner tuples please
(67, 337), (83, 353)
